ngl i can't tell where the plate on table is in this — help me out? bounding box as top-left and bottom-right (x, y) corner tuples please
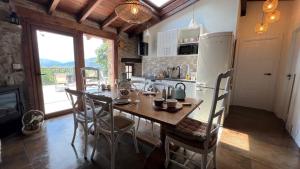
(153, 103), (183, 113)
(113, 98), (130, 105)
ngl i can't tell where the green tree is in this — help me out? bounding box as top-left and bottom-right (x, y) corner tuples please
(95, 42), (109, 76)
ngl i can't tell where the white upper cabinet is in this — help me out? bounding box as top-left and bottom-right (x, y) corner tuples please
(157, 26), (203, 57)
(157, 29), (178, 57)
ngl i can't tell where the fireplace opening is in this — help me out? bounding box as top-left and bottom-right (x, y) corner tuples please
(0, 86), (24, 138)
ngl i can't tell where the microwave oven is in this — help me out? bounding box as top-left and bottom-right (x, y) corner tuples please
(178, 43), (198, 55)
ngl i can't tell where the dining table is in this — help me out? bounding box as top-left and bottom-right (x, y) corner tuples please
(87, 87), (203, 147)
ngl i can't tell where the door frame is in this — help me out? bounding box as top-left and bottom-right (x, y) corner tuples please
(286, 27), (300, 131)
(30, 24), (84, 118)
(20, 14), (118, 119)
(232, 35), (283, 111)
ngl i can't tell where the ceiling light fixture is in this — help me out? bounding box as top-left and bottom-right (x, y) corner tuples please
(262, 0), (278, 13)
(188, 4), (198, 29)
(265, 10), (280, 23)
(255, 22), (269, 34)
(115, 0), (152, 24)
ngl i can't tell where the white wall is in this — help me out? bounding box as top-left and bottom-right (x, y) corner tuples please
(144, 0), (240, 57)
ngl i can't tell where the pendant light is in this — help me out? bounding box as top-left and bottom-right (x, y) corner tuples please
(188, 4), (198, 29)
(263, 0), (278, 13)
(145, 24), (150, 37)
(115, 0), (152, 24)
(265, 10), (280, 23)
(255, 13), (268, 34)
(144, 25), (150, 43)
(255, 22), (269, 34)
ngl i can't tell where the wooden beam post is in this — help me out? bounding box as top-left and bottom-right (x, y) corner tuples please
(241, 0), (247, 16)
(48, 0), (61, 15)
(78, 0), (103, 23)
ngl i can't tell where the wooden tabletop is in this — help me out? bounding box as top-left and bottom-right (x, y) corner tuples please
(88, 89), (203, 127)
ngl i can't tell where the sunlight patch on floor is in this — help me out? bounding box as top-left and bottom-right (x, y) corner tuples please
(220, 128), (250, 151)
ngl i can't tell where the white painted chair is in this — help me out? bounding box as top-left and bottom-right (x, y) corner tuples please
(65, 88), (93, 159)
(130, 80), (148, 132)
(87, 93), (139, 169)
(164, 69), (233, 169)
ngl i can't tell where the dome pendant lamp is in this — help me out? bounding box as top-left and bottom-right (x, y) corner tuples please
(115, 0), (152, 24)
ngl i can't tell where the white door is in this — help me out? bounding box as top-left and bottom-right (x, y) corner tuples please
(287, 30), (300, 145)
(233, 37), (282, 111)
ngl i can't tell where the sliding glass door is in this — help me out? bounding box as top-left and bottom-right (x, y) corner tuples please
(34, 29), (77, 115)
(83, 33), (114, 86)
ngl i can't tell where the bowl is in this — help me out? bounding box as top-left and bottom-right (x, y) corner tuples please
(166, 99), (178, 108)
(154, 98), (164, 107)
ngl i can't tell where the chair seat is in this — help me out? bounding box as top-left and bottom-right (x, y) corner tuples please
(77, 107), (104, 122)
(97, 115), (135, 132)
(166, 118), (217, 149)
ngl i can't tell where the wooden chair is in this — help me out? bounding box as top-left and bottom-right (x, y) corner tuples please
(164, 69), (233, 169)
(86, 93), (139, 169)
(80, 67), (101, 93)
(65, 88), (93, 159)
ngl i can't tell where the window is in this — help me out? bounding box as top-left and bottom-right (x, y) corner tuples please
(148, 0), (172, 7)
(125, 64), (134, 80)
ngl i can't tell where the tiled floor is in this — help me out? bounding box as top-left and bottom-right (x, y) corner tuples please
(0, 106), (300, 169)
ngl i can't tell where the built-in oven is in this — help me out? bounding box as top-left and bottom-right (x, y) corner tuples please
(178, 43), (198, 55)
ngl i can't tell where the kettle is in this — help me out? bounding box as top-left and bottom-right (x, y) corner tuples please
(174, 83), (186, 101)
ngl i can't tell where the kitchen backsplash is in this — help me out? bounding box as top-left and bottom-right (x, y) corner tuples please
(142, 55), (198, 78)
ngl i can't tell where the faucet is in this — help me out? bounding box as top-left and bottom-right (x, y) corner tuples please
(176, 66), (181, 79)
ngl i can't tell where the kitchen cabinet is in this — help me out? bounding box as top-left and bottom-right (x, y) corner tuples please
(157, 27), (203, 57)
(157, 29), (178, 57)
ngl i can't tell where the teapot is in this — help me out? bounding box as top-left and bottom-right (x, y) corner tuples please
(174, 83), (186, 101)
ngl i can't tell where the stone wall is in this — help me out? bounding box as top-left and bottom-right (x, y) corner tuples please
(142, 55), (198, 78)
(117, 33), (142, 78)
(0, 2), (24, 86)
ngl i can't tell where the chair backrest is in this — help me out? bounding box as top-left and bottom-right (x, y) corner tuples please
(65, 88), (86, 120)
(205, 69), (233, 144)
(86, 93), (114, 135)
(81, 67), (101, 92)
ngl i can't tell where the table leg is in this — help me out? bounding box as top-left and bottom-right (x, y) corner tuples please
(160, 124), (166, 148)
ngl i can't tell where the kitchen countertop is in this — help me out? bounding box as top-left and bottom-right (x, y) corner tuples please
(132, 76), (196, 83)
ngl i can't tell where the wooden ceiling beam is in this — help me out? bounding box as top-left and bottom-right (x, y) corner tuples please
(78, 0), (104, 23)
(161, 0), (199, 19)
(16, 5), (117, 40)
(100, 12), (118, 29)
(48, 0), (61, 15)
(130, 0), (199, 36)
(140, 0), (161, 21)
(118, 23), (135, 34)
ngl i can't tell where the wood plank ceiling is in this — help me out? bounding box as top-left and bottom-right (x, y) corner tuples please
(25, 0), (199, 36)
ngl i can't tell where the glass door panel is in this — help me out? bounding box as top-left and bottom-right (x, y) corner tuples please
(83, 34), (114, 89)
(36, 30), (76, 114)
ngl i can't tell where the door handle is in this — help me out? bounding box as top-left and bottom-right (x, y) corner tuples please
(36, 73), (46, 76)
(264, 73), (272, 76)
(287, 74), (292, 80)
